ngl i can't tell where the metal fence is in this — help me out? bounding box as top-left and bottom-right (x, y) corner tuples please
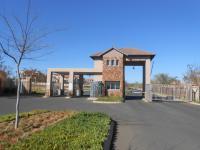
(90, 82), (104, 97)
(152, 84), (200, 102)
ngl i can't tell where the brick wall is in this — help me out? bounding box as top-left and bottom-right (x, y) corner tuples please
(102, 49), (125, 97)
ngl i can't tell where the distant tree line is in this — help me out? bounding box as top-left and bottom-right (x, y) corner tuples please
(151, 73), (179, 85)
(183, 64), (200, 85)
(125, 64), (199, 86)
(152, 64), (199, 85)
(21, 69), (46, 82)
(0, 55), (16, 95)
(0, 55), (47, 95)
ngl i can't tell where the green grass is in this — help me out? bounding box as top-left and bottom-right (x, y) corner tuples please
(11, 112), (111, 150)
(0, 110), (50, 123)
(96, 96), (123, 102)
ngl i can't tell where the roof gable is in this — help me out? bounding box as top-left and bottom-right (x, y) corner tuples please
(90, 47), (155, 59)
(100, 47), (125, 56)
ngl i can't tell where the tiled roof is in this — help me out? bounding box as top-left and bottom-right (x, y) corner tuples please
(90, 47), (155, 58)
(90, 51), (102, 57)
(118, 48), (154, 56)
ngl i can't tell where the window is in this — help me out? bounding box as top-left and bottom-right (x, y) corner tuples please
(106, 82), (110, 89)
(105, 81), (120, 89)
(111, 60), (114, 66)
(106, 59), (119, 66)
(116, 60), (119, 66)
(111, 82), (115, 89)
(106, 60), (109, 66)
(116, 81), (120, 89)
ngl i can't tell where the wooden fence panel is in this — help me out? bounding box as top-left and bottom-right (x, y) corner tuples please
(152, 84), (200, 102)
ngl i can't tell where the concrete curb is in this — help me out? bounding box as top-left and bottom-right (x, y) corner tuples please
(87, 97), (98, 101)
(187, 101), (200, 106)
(142, 99), (149, 103)
(93, 101), (121, 104)
(65, 96), (72, 99)
(152, 100), (185, 103)
(103, 120), (115, 150)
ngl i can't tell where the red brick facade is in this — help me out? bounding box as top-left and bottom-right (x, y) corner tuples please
(102, 50), (125, 97)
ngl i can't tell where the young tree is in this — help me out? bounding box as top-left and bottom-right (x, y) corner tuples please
(0, 1), (50, 128)
(183, 64), (200, 85)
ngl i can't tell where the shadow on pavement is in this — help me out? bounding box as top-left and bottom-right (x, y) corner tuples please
(111, 120), (118, 150)
(125, 96), (144, 101)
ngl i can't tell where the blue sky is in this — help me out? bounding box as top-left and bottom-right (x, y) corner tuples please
(1, 0), (200, 82)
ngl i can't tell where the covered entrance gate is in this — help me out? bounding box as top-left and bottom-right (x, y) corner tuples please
(45, 47), (155, 102)
(45, 68), (102, 97)
(124, 56), (152, 101)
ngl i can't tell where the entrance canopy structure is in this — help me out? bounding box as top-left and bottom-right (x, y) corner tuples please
(46, 47), (155, 101)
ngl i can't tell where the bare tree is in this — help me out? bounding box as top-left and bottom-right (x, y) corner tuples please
(183, 64), (200, 85)
(21, 68), (47, 82)
(152, 73), (180, 85)
(0, 0), (50, 128)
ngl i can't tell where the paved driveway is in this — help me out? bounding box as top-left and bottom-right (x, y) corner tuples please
(1, 96), (200, 150)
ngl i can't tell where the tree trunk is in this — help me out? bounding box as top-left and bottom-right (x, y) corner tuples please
(15, 66), (21, 129)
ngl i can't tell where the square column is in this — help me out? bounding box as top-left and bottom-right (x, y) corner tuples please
(79, 74), (84, 96)
(46, 70), (52, 96)
(144, 59), (152, 101)
(68, 71), (74, 96)
(60, 74), (64, 95)
(142, 65), (145, 96)
(145, 59), (151, 84)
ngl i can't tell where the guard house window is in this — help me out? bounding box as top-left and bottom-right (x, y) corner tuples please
(116, 60), (119, 66)
(106, 59), (119, 66)
(111, 60), (114, 66)
(106, 60), (109, 66)
(105, 81), (120, 89)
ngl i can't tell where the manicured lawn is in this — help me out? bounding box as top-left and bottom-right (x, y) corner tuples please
(96, 96), (123, 102)
(0, 111), (111, 150)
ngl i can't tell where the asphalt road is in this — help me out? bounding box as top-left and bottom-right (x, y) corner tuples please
(0, 96), (200, 150)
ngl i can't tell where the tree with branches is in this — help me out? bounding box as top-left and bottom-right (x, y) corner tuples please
(183, 64), (200, 85)
(0, 0), (51, 128)
(152, 73), (180, 85)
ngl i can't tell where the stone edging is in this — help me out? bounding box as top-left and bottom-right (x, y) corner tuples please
(103, 120), (115, 150)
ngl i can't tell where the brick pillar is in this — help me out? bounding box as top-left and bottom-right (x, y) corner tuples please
(145, 59), (152, 101)
(60, 74), (64, 95)
(142, 65), (145, 97)
(21, 77), (31, 95)
(68, 71), (74, 96)
(79, 74), (83, 96)
(46, 70), (52, 96)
